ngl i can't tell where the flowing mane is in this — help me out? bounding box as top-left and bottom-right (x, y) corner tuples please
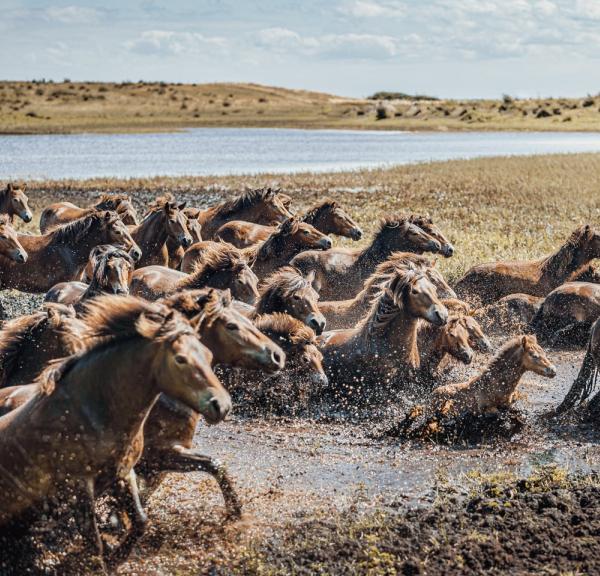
(49, 211), (115, 245)
(0, 305), (79, 387)
(540, 225), (594, 277)
(302, 199), (338, 223)
(183, 244), (247, 288)
(163, 288), (232, 326)
(254, 312), (317, 348)
(249, 218), (300, 262)
(95, 194), (131, 210)
(257, 266), (314, 311)
(213, 188), (281, 219)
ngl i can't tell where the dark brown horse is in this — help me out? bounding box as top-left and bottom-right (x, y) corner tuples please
(0, 303), (85, 389)
(319, 253), (456, 330)
(130, 195), (192, 268)
(0, 296), (229, 571)
(253, 266), (326, 334)
(195, 187), (292, 240)
(243, 217), (332, 280)
(455, 225), (600, 305)
(45, 245), (135, 310)
(40, 193), (138, 233)
(320, 267), (448, 397)
(131, 245), (259, 304)
(0, 211), (140, 293)
(166, 207), (203, 269)
(532, 282), (600, 347)
(0, 183), (32, 224)
(215, 199), (362, 248)
(291, 215), (449, 301)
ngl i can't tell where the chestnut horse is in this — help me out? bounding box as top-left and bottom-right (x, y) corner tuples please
(0, 211), (139, 293)
(0, 296), (229, 571)
(130, 245), (259, 304)
(291, 215), (449, 301)
(319, 253), (456, 330)
(166, 207), (203, 269)
(0, 303), (85, 390)
(215, 199), (362, 248)
(0, 183), (32, 224)
(195, 187), (292, 240)
(320, 267), (448, 398)
(40, 193), (138, 233)
(135, 288), (285, 514)
(532, 282), (600, 347)
(432, 335), (556, 416)
(455, 224), (600, 305)
(45, 245), (135, 310)
(242, 217), (332, 280)
(180, 239), (245, 274)
(130, 195), (192, 268)
(0, 214), (28, 265)
(223, 312), (327, 414)
(253, 266), (326, 334)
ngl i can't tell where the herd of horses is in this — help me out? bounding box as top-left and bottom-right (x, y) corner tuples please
(0, 182), (598, 571)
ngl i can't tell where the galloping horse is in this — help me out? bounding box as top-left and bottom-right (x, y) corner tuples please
(129, 195), (192, 268)
(40, 193), (138, 232)
(45, 245), (135, 310)
(0, 211), (140, 293)
(216, 199), (362, 248)
(0, 183), (32, 224)
(291, 215), (449, 300)
(243, 217), (332, 280)
(455, 224), (600, 305)
(0, 296), (230, 571)
(195, 187), (292, 240)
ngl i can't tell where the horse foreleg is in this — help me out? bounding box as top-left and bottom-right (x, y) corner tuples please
(160, 445), (242, 519)
(106, 469), (147, 568)
(73, 478), (107, 574)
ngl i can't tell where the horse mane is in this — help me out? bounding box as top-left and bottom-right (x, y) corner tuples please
(302, 199), (337, 223)
(162, 288), (232, 328)
(49, 211), (116, 245)
(252, 217), (300, 262)
(253, 312), (317, 349)
(95, 194), (130, 210)
(87, 247), (134, 292)
(214, 188), (280, 218)
(477, 335), (528, 381)
(540, 225), (594, 277)
(0, 305), (78, 387)
(257, 266), (314, 312)
(183, 244), (247, 288)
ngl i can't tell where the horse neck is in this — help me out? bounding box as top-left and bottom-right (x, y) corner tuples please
(59, 337), (161, 435)
(417, 323), (445, 373)
(178, 268), (224, 290)
(6, 331), (51, 387)
(302, 209), (326, 231)
(0, 192), (12, 218)
(356, 232), (394, 273)
(476, 345), (525, 396)
(49, 224), (105, 265)
(541, 238), (589, 282)
(133, 211), (168, 255)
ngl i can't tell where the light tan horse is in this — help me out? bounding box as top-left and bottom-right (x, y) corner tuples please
(319, 253), (456, 330)
(455, 225), (600, 305)
(0, 211), (139, 293)
(432, 335), (556, 416)
(166, 206), (203, 269)
(320, 267), (448, 396)
(45, 245), (135, 311)
(0, 296), (229, 571)
(180, 239), (245, 274)
(195, 187), (292, 240)
(130, 246), (259, 304)
(0, 303), (85, 389)
(0, 183), (32, 224)
(215, 199), (362, 248)
(291, 215), (449, 301)
(0, 214), (28, 265)
(129, 195), (192, 268)
(40, 193), (138, 233)
(242, 217), (332, 280)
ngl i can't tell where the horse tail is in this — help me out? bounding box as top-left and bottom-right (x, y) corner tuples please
(555, 341), (599, 414)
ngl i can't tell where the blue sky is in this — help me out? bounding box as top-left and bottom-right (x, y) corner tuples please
(2, 0), (600, 98)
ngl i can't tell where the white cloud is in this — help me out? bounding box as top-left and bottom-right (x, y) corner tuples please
(126, 30), (228, 56)
(44, 6), (101, 24)
(340, 0), (405, 18)
(575, 0), (600, 19)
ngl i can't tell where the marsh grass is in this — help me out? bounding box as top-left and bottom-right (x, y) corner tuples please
(20, 153), (600, 283)
(3, 81), (600, 134)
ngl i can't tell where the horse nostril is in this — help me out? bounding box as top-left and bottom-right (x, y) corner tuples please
(271, 350), (284, 367)
(209, 397), (221, 415)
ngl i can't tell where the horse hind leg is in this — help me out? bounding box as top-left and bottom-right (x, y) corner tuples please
(158, 444), (242, 519)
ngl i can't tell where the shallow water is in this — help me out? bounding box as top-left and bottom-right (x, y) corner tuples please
(4, 128), (600, 179)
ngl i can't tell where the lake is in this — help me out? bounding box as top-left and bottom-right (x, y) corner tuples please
(2, 128), (600, 180)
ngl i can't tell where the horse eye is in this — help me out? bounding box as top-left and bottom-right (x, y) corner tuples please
(303, 230), (309, 235)
(293, 294), (301, 300)
(226, 322), (239, 331)
(0, 235), (6, 240)
(174, 354), (187, 365)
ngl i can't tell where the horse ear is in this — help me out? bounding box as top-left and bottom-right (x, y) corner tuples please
(104, 211), (112, 220)
(21, 183), (26, 192)
(7, 183), (12, 192)
(305, 269), (316, 285)
(164, 202), (172, 213)
(222, 289), (232, 305)
(178, 202), (187, 211)
(521, 335), (529, 348)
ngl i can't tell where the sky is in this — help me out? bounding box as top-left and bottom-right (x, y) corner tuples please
(2, 0), (600, 98)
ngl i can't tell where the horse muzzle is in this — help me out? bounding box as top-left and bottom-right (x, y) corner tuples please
(350, 227), (363, 241)
(428, 306), (448, 326)
(319, 237), (333, 250)
(11, 249), (28, 264)
(180, 235), (193, 248)
(543, 364), (557, 378)
(307, 314), (326, 335)
(20, 211), (33, 223)
(442, 243), (455, 258)
(427, 239), (443, 253)
(129, 246), (142, 262)
(203, 393), (232, 425)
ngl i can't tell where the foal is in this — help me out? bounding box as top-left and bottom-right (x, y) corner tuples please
(0, 183), (32, 224)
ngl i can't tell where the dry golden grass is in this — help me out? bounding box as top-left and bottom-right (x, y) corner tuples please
(3, 81), (600, 133)
(20, 152), (600, 283)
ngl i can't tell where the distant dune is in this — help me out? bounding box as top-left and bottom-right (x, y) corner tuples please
(1, 81), (600, 134)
